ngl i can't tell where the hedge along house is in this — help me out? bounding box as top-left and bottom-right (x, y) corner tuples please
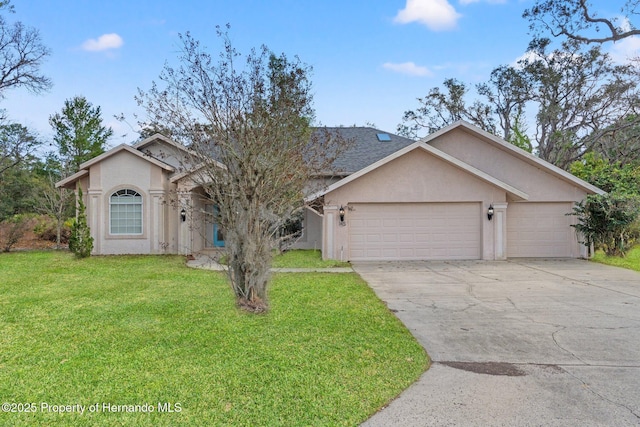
(56, 121), (603, 260)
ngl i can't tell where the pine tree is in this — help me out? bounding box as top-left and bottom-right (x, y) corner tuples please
(68, 187), (93, 258)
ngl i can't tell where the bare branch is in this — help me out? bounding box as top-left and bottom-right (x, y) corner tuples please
(525, 0), (640, 44)
(137, 28), (349, 311)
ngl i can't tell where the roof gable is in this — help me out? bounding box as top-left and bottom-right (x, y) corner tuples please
(79, 144), (175, 171)
(55, 144), (175, 189)
(307, 141), (529, 202)
(422, 121), (605, 196)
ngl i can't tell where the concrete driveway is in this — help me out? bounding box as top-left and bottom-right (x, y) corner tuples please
(355, 259), (640, 427)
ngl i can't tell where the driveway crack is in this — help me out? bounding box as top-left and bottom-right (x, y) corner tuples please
(551, 327), (588, 365)
(563, 369), (640, 420)
(508, 259), (640, 300)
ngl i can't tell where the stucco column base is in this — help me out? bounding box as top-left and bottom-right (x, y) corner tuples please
(322, 205), (340, 260)
(492, 202), (508, 260)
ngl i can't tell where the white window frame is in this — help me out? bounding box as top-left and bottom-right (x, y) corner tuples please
(109, 189), (143, 235)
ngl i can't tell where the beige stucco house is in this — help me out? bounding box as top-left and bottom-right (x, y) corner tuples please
(57, 121), (603, 261)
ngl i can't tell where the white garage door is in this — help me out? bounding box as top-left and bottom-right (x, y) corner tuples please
(349, 203), (481, 261)
(507, 202), (574, 257)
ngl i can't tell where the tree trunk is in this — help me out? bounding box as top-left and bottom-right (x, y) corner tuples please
(56, 217), (62, 250)
(226, 222), (272, 313)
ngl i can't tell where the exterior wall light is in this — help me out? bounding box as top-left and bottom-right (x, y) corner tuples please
(487, 204), (494, 221)
(180, 209), (187, 222)
(339, 206), (346, 226)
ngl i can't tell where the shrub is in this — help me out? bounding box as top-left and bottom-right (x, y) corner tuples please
(68, 189), (93, 258)
(0, 214), (32, 252)
(572, 193), (640, 256)
(33, 215), (71, 244)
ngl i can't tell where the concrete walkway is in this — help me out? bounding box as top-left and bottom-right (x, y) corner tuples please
(186, 255), (353, 273)
(354, 259), (640, 426)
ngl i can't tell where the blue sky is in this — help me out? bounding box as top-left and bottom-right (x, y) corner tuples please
(3, 0), (639, 148)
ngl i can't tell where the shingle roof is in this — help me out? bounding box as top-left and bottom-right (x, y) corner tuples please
(313, 127), (415, 175)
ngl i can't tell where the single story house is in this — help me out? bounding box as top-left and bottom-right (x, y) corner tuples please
(57, 121), (604, 261)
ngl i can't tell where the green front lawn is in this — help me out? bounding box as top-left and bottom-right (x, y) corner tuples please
(272, 249), (350, 268)
(592, 246), (640, 271)
(0, 252), (427, 426)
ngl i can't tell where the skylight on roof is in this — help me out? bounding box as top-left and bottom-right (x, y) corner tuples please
(376, 133), (391, 142)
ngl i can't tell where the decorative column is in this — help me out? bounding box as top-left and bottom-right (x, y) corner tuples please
(177, 190), (192, 255)
(149, 190), (165, 254)
(323, 205), (338, 260)
(492, 202), (508, 260)
(87, 189), (102, 254)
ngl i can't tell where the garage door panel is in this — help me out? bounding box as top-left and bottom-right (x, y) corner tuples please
(383, 233), (397, 242)
(507, 202), (574, 258)
(349, 203), (481, 261)
(399, 234), (413, 242)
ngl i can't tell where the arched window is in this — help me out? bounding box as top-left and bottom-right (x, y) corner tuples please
(110, 189), (142, 235)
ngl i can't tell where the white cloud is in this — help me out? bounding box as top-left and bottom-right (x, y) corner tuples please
(619, 16), (632, 33)
(81, 33), (124, 52)
(383, 61), (433, 76)
(459, 0), (506, 4)
(609, 36), (640, 64)
(511, 50), (542, 68)
(394, 0), (462, 31)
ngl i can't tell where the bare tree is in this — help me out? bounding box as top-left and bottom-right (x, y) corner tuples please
(0, 1), (50, 180)
(524, 0), (640, 44)
(523, 39), (640, 168)
(397, 78), (495, 139)
(36, 171), (73, 249)
(398, 38), (640, 169)
(137, 27), (346, 312)
(590, 116), (640, 165)
(0, 1), (51, 98)
(476, 65), (533, 142)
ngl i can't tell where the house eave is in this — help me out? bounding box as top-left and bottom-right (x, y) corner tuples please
(169, 159), (227, 184)
(55, 170), (89, 189)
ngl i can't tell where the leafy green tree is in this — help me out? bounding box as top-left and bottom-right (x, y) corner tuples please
(570, 152), (640, 194)
(0, 124), (42, 221)
(49, 96), (113, 172)
(570, 153), (640, 256)
(0, 164), (39, 220)
(68, 187), (93, 258)
(0, 122), (40, 180)
(571, 193), (640, 256)
(508, 113), (533, 153)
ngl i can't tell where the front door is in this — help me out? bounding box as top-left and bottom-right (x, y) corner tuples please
(205, 204), (225, 248)
(213, 221), (225, 247)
